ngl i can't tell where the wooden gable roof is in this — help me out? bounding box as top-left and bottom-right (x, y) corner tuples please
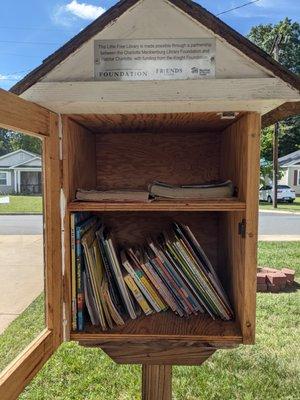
(10, 0), (300, 125)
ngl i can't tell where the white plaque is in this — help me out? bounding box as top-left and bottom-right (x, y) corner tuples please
(94, 38), (215, 81)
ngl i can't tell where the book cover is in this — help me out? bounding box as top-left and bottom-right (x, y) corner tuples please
(123, 273), (153, 316)
(75, 215), (98, 331)
(71, 212), (90, 331)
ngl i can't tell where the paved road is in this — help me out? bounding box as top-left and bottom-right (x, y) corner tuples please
(259, 212), (300, 236)
(0, 213), (300, 236)
(0, 215), (43, 235)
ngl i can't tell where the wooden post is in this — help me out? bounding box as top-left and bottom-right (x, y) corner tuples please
(142, 365), (172, 400)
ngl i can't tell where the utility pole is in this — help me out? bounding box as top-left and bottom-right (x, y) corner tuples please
(271, 34), (283, 208)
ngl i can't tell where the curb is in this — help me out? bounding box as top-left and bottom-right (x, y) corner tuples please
(0, 213), (43, 216)
(259, 209), (300, 216)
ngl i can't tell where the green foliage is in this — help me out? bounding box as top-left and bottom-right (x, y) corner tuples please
(0, 128), (41, 157)
(248, 18), (300, 159)
(248, 18), (300, 73)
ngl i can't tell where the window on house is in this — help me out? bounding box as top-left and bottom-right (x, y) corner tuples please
(298, 170), (300, 185)
(0, 172), (8, 185)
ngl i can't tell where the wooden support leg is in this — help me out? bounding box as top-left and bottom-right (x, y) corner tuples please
(142, 365), (172, 400)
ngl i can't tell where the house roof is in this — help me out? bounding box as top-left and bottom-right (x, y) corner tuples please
(0, 149), (40, 168)
(279, 150), (300, 167)
(10, 156), (42, 169)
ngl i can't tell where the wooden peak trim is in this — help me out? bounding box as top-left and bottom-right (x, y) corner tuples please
(262, 101), (300, 128)
(10, 0), (300, 97)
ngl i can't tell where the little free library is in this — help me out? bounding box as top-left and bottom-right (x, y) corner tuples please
(0, 0), (299, 399)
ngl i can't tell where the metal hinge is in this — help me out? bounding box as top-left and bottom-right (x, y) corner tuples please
(238, 219), (247, 238)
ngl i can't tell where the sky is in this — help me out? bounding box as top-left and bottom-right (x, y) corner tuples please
(0, 0), (299, 90)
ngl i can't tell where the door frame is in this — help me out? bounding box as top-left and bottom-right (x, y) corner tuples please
(0, 89), (63, 400)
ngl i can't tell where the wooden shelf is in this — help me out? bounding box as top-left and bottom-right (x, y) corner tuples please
(68, 199), (246, 212)
(70, 312), (242, 345)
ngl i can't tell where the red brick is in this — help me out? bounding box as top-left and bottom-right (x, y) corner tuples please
(281, 268), (295, 283)
(267, 283), (280, 293)
(266, 272), (287, 286)
(257, 272), (267, 284)
(259, 267), (279, 274)
(257, 283), (268, 292)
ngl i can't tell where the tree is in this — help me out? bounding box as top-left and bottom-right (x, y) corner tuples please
(0, 129), (41, 156)
(248, 18), (300, 160)
(0, 129), (13, 156)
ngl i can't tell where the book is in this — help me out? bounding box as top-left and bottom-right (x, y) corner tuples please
(123, 273), (153, 316)
(81, 227), (108, 331)
(97, 227), (137, 320)
(72, 212), (233, 327)
(76, 189), (150, 202)
(71, 212), (90, 331)
(83, 270), (100, 326)
(148, 180), (234, 199)
(121, 250), (166, 313)
(75, 216), (98, 331)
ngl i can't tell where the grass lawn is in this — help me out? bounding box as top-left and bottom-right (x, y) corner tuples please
(1, 242), (299, 399)
(259, 197), (300, 213)
(0, 195), (42, 214)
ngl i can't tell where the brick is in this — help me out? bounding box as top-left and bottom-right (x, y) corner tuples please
(257, 283), (268, 292)
(266, 272), (287, 286)
(267, 283), (280, 293)
(259, 267), (279, 274)
(281, 268), (295, 283)
(257, 272), (267, 284)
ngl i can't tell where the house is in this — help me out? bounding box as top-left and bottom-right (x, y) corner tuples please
(279, 150), (300, 195)
(0, 149), (42, 195)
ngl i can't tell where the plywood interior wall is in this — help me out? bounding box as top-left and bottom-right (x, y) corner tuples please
(96, 131), (221, 190)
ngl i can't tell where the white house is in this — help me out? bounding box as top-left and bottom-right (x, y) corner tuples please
(0, 149), (42, 195)
(278, 149), (300, 195)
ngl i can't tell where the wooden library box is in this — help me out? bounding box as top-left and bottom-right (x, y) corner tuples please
(1, 0), (299, 398)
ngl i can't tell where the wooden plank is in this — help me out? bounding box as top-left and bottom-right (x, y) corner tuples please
(0, 88), (52, 136)
(23, 99), (283, 116)
(262, 101), (300, 127)
(70, 312), (242, 344)
(69, 112), (246, 134)
(62, 116), (97, 337)
(43, 114), (63, 348)
(68, 200), (246, 212)
(93, 341), (217, 365)
(243, 113), (261, 344)
(220, 113), (260, 344)
(21, 79), (299, 106)
(142, 365), (172, 400)
(0, 330), (53, 400)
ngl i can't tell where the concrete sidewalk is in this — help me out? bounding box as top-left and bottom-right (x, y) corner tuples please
(0, 235), (44, 334)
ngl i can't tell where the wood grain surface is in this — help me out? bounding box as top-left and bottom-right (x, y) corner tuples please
(142, 365), (172, 400)
(69, 112), (243, 133)
(96, 130), (221, 190)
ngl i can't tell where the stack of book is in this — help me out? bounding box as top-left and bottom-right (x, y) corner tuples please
(75, 180), (234, 202)
(71, 214), (233, 331)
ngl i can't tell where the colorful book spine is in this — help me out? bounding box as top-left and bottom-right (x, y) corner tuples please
(124, 274), (153, 316)
(142, 259), (183, 316)
(75, 216), (97, 331)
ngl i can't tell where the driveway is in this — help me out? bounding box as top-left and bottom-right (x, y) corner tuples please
(0, 235), (44, 334)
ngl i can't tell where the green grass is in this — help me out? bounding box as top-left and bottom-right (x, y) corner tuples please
(0, 195), (42, 214)
(1, 243), (299, 399)
(259, 197), (300, 213)
(0, 294), (45, 372)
